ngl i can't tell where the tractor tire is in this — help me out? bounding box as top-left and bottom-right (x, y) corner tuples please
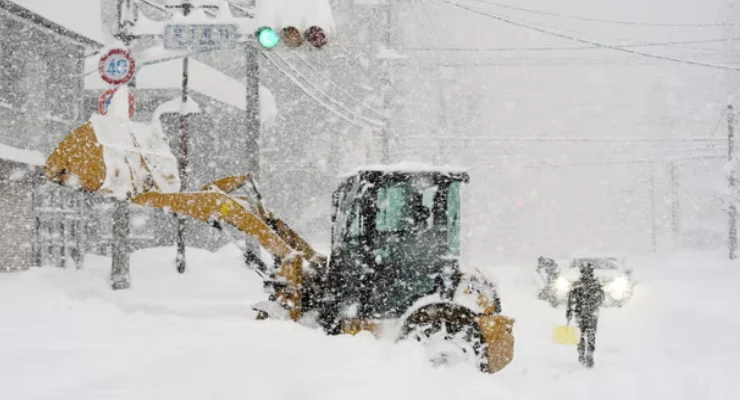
(398, 304), (489, 373)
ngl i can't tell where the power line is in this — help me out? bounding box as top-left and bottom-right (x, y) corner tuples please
(465, 0), (740, 28)
(399, 37), (740, 53)
(260, 51), (379, 131)
(271, 51), (386, 127)
(405, 135), (727, 143)
(432, 0), (740, 72)
(291, 53), (389, 119)
(465, 154), (724, 170)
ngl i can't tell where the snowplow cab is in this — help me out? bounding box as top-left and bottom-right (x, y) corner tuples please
(318, 165), (514, 373)
(325, 166), (469, 320)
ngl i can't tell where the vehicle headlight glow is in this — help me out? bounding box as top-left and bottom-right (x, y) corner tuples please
(555, 277), (570, 292)
(608, 276), (630, 300)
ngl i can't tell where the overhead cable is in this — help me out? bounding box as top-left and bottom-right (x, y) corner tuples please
(291, 53), (389, 119)
(271, 51), (386, 127)
(432, 0), (740, 72)
(465, 0), (740, 28)
(405, 135), (727, 142)
(261, 51), (379, 131)
(399, 37), (740, 52)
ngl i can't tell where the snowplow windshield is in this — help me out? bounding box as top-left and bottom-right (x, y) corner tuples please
(375, 177), (461, 257)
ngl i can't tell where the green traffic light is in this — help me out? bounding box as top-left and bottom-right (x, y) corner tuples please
(257, 27), (280, 49)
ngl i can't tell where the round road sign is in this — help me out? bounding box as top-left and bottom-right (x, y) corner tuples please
(99, 88), (135, 119)
(98, 49), (136, 86)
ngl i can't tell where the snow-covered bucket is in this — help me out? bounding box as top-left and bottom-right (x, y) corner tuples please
(44, 113), (180, 199)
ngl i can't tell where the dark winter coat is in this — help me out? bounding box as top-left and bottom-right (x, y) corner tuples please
(566, 274), (605, 321)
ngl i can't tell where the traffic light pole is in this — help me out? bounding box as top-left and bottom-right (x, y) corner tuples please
(246, 43), (260, 178)
(110, 0), (134, 290)
(379, 1), (398, 165)
(729, 105), (737, 260)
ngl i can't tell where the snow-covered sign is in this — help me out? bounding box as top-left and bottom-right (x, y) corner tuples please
(164, 24), (239, 50)
(99, 89), (136, 118)
(111, 0), (336, 40)
(98, 48), (137, 85)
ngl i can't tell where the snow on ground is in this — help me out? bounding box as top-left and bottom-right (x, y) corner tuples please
(1, 246), (738, 399)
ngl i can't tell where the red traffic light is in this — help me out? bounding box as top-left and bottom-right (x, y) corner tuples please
(304, 26), (328, 48)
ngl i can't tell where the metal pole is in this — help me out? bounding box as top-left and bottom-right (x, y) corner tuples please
(246, 44), (260, 178)
(728, 105), (737, 260)
(650, 171), (657, 252)
(111, 200), (131, 289)
(243, 40), (261, 259)
(379, 2), (397, 165)
(111, 0), (132, 289)
(670, 162), (680, 248)
(176, 56), (190, 273)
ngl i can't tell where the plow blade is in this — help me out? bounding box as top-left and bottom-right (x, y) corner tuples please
(44, 114), (180, 198)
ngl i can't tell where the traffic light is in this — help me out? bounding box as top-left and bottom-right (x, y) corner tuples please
(281, 27), (303, 48)
(255, 26), (329, 49)
(304, 26), (328, 49)
(256, 26), (280, 49)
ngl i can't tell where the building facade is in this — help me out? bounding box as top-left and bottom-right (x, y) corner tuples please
(0, 0), (99, 271)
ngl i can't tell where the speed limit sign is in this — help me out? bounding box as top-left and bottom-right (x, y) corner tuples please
(98, 48), (136, 86)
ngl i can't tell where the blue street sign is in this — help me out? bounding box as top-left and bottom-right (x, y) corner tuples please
(164, 24), (238, 51)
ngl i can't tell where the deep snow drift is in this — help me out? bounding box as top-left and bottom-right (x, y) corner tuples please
(1, 246), (738, 400)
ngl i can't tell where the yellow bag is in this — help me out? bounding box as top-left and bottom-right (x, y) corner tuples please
(552, 325), (579, 345)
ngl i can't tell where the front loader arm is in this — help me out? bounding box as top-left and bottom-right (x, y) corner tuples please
(42, 116), (323, 322)
(132, 191), (295, 260)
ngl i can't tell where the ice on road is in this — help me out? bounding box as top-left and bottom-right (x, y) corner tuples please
(1, 246), (738, 400)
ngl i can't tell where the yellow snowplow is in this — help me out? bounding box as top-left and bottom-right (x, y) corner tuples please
(43, 113), (515, 374)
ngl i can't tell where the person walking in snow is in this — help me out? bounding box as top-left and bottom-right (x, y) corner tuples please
(566, 261), (605, 368)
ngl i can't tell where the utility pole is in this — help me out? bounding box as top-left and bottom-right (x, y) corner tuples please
(728, 105), (737, 260)
(650, 171), (657, 252)
(670, 162), (680, 248)
(379, 1), (398, 164)
(246, 41), (260, 178)
(110, 0), (135, 289)
(163, 0), (213, 274)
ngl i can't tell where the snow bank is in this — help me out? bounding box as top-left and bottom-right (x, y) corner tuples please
(1, 248), (738, 399)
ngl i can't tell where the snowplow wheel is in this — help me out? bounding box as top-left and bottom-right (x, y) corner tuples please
(399, 304), (489, 373)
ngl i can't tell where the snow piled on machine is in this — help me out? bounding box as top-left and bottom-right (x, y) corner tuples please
(1, 248), (739, 399)
(90, 112), (181, 199)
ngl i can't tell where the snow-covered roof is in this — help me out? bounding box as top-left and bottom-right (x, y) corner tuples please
(0, 143), (45, 166)
(11, 0), (105, 44)
(125, 0), (335, 37)
(85, 53), (277, 124)
(255, 0), (336, 34)
(342, 162), (469, 177)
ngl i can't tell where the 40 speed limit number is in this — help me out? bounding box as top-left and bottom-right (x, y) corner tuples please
(98, 49), (136, 86)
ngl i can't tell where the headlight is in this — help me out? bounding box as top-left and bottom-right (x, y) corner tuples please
(554, 277), (570, 292)
(608, 276), (630, 299)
